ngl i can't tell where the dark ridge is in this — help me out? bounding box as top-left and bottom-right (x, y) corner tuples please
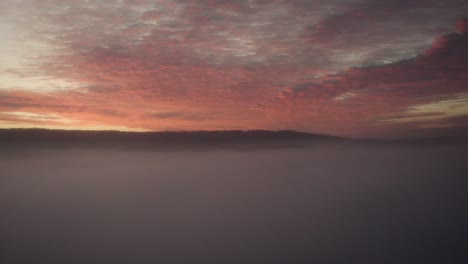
(1, 128), (466, 151)
(0, 128), (347, 150)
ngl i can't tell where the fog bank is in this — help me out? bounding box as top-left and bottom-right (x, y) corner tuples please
(1, 143), (467, 263)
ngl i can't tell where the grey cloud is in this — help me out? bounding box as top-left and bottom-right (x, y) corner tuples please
(305, 0), (468, 68)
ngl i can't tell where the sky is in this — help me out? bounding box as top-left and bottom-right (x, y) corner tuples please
(0, 0), (467, 138)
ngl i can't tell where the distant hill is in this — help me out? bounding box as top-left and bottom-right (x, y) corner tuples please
(1, 128), (466, 150)
(0, 128), (346, 150)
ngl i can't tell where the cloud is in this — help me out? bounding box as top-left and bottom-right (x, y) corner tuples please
(147, 111), (214, 121)
(271, 19), (468, 136)
(375, 94), (468, 124)
(0, 0), (468, 137)
(304, 0), (468, 68)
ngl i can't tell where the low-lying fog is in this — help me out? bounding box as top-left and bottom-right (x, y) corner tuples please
(1, 143), (467, 263)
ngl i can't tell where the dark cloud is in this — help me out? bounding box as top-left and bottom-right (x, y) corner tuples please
(307, 21), (468, 97)
(304, 0), (468, 67)
(268, 20), (468, 136)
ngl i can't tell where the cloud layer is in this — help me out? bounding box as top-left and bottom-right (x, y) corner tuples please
(0, 0), (467, 137)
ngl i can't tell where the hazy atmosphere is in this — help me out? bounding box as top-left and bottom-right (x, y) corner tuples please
(2, 141), (467, 263)
(1, 1), (468, 263)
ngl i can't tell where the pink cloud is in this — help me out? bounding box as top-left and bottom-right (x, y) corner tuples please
(1, 0), (468, 138)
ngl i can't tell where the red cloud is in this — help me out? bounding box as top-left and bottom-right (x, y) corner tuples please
(4, 19), (468, 137)
(278, 19), (468, 137)
(2, 1), (468, 138)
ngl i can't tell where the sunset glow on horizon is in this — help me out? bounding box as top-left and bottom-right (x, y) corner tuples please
(1, 0), (468, 138)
